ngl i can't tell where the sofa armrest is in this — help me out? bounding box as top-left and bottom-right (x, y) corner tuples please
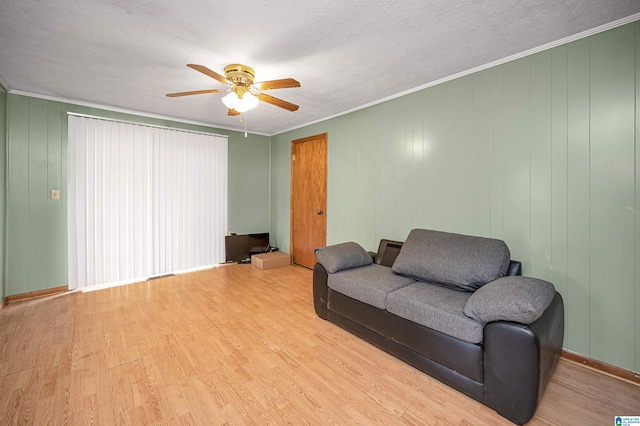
(315, 242), (373, 273)
(484, 292), (564, 424)
(313, 263), (329, 319)
(463, 276), (556, 325)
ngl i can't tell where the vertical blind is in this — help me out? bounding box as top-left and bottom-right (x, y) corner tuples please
(68, 114), (228, 290)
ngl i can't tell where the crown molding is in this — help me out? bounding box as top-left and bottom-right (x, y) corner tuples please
(0, 71), (10, 92)
(7, 89), (270, 137)
(4, 12), (639, 138)
(276, 12), (640, 136)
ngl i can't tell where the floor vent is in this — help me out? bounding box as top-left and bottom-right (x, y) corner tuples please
(148, 273), (175, 281)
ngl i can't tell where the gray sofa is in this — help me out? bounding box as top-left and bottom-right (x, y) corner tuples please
(313, 229), (564, 425)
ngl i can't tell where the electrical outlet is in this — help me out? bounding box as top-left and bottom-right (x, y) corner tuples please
(50, 189), (60, 200)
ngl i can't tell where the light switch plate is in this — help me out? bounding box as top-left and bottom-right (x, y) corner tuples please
(50, 189), (60, 200)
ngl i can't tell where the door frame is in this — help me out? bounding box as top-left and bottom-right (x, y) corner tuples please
(290, 133), (328, 267)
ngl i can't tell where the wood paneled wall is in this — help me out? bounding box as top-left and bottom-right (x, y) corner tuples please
(0, 85), (6, 303)
(270, 21), (640, 373)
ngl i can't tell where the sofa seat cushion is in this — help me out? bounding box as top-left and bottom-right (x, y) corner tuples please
(392, 229), (511, 292)
(328, 264), (416, 310)
(386, 282), (484, 344)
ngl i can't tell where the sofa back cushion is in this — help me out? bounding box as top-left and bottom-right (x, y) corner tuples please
(392, 229), (511, 291)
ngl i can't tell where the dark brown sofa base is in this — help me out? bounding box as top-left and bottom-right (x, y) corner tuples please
(327, 308), (486, 402)
(314, 262), (564, 425)
(328, 286), (484, 382)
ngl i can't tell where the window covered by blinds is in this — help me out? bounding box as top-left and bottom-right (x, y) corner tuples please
(68, 114), (227, 290)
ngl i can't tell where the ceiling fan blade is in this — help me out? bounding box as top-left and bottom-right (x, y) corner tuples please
(253, 78), (301, 91)
(228, 109), (241, 116)
(166, 89), (224, 97)
(187, 64), (231, 85)
(257, 93), (299, 112)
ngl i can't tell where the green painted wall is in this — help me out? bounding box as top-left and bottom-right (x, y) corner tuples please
(0, 84), (6, 302)
(271, 21), (640, 373)
(5, 94), (270, 296)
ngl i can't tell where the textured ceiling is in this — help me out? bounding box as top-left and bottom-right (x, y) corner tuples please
(1, 1), (639, 135)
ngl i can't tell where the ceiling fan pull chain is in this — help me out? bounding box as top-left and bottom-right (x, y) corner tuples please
(244, 111), (248, 138)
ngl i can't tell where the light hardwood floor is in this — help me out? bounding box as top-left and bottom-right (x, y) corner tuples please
(0, 264), (638, 425)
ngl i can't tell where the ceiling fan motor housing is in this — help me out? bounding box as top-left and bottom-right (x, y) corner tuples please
(224, 64), (255, 87)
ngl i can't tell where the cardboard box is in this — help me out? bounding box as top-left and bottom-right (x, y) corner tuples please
(251, 252), (291, 270)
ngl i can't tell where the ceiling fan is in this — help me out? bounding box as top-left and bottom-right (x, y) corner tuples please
(166, 64), (300, 116)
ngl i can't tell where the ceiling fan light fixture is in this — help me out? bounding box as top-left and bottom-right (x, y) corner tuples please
(221, 91), (239, 109)
(234, 92), (259, 113)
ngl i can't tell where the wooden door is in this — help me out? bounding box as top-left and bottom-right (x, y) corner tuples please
(290, 133), (327, 268)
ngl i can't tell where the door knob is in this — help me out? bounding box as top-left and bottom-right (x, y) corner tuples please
(317, 210), (324, 215)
